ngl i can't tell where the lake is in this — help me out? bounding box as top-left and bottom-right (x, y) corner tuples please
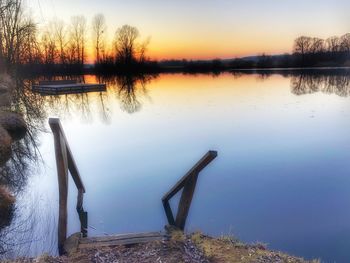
(1, 71), (350, 262)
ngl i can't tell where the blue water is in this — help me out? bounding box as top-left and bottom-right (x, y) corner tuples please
(3, 72), (350, 262)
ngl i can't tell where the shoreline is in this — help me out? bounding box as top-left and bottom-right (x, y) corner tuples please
(15, 65), (350, 78)
(2, 230), (319, 263)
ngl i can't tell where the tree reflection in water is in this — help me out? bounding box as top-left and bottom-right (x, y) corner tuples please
(1, 73), (157, 257)
(3, 71), (348, 258)
(0, 78), (52, 258)
(231, 69), (350, 97)
(291, 73), (350, 97)
(100, 74), (156, 114)
(35, 74), (157, 125)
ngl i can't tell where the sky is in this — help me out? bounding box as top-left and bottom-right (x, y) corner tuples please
(29, 0), (350, 61)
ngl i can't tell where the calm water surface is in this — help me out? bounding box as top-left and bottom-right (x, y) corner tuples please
(2, 72), (350, 262)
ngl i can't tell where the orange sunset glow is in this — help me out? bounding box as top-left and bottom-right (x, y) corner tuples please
(30, 0), (349, 62)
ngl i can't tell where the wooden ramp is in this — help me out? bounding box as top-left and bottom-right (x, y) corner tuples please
(64, 232), (167, 253)
(49, 118), (218, 255)
(33, 80), (106, 95)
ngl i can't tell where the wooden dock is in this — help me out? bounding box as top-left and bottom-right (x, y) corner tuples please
(33, 80), (106, 95)
(49, 118), (217, 255)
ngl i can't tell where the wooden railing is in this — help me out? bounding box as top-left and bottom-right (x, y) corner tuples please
(162, 151), (217, 230)
(49, 118), (87, 255)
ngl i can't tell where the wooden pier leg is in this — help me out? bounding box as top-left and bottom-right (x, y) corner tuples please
(53, 132), (69, 255)
(162, 199), (175, 226)
(50, 118), (87, 253)
(162, 151), (217, 230)
(79, 211), (88, 237)
(77, 190), (88, 237)
(175, 173), (199, 230)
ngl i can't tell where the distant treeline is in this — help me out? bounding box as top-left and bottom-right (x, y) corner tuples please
(1, 0), (350, 75)
(159, 34), (350, 71)
(236, 34), (350, 68)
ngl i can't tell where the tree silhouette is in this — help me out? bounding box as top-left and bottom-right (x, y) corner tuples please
(0, 0), (37, 69)
(114, 25), (140, 65)
(92, 14), (106, 65)
(68, 16), (87, 65)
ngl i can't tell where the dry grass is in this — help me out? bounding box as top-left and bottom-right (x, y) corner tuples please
(190, 232), (319, 263)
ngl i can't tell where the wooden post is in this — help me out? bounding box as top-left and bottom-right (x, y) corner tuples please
(77, 189), (88, 237)
(175, 172), (199, 230)
(162, 151), (217, 230)
(162, 199), (175, 226)
(51, 127), (69, 254)
(49, 118), (87, 254)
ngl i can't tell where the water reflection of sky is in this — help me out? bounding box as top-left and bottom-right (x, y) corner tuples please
(3, 72), (350, 262)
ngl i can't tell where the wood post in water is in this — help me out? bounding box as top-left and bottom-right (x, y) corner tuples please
(49, 118), (87, 254)
(162, 151), (217, 230)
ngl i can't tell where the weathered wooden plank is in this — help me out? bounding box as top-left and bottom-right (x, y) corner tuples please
(162, 199), (175, 226)
(80, 232), (164, 244)
(67, 147), (85, 192)
(33, 85), (106, 95)
(52, 129), (69, 255)
(162, 151), (217, 202)
(34, 84), (106, 90)
(33, 83), (106, 96)
(79, 235), (165, 249)
(49, 118), (88, 253)
(39, 80), (77, 85)
(77, 190), (87, 237)
(162, 151), (218, 229)
(175, 173), (199, 230)
(79, 211), (88, 238)
(77, 190), (84, 211)
(49, 118), (85, 192)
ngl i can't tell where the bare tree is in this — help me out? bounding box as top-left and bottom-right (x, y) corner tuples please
(68, 16), (87, 65)
(92, 14), (106, 64)
(113, 25), (139, 65)
(340, 33), (350, 52)
(309, 38), (325, 54)
(40, 29), (57, 65)
(326, 36), (340, 53)
(139, 37), (150, 64)
(293, 36), (312, 56)
(0, 0), (37, 68)
(17, 18), (39, 65)
(53, 20), (67, 65)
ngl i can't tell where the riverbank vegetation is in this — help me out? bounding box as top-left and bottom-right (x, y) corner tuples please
(0, 73), (31, 256)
